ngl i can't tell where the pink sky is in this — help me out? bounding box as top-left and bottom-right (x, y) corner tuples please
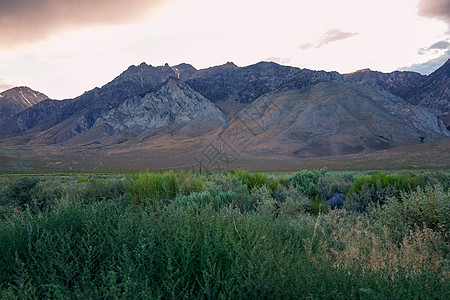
(0, 0), (448, 99)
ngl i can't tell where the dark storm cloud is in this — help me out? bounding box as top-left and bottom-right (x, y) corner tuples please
(0, 0), (174, 48)
(299, 29), (358, 50)
(418, 0), (450, 26)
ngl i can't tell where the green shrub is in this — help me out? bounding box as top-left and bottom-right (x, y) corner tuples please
(346, 172), (422, 212)
(345, 181), (397, 213)
(178, 172), (205, 195)
(321, 173), (354, 199)
(375, 184), (449, 238)
(288, 169), (326, 197)
(230, 170), (278, 191)
(70, 178), (126, 204)
(310, 196), (329, 214)
(126, 171), (178, 204)
(419, 171), (450, 191)
(347, 172), (421, 197)
(77, 177), (89, 183)
(3, 177), (40, 208)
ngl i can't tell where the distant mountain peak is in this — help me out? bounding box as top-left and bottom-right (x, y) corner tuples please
(0, 86), (48, 123)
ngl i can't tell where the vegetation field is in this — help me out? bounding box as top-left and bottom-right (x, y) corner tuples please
(0, 169), (449, 299)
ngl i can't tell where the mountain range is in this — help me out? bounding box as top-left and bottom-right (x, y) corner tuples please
(0, 59), (448, 171)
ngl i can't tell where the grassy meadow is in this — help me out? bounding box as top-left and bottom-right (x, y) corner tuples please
(0, 169), (448, 299)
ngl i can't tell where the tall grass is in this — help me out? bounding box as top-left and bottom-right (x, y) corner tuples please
(0, 170), (448, 298)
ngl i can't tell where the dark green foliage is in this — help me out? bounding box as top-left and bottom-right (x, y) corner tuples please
(346, 172), (422, 212)
(3, 177), (39, 208)
(373, 185), (450, 239)
(288, 169), (326, 197)
(70, 177), (127, 204)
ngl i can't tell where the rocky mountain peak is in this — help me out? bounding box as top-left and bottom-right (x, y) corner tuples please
(0, 86), (48, 123)
(171, 63), (198, 81)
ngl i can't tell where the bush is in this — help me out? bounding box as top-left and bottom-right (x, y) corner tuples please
(230, 170), (278, 191)
(375, 184), (450, 238)
(288, 169), (326, 197)
(126, 171), (178, 205)
(3, 177), (40, 208)
(347, 172), (421, 197)
(345, 181), (397, 213)
(321, 172), (354, 199)
(346, 172), (422, 212)
(70, 178), (126, 204)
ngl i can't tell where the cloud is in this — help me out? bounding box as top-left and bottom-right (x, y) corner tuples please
(418, 0), (450, 26)
(0, 0), (174, 48)
(0, 79), (14, 92)
(400, 50), (450, 74)
(299, 29), (358, 50)
(264, 57), (291, 64)
(317, 29), (359, 48)
(429, 40), (450, 49)
(418, 39), (450, 55)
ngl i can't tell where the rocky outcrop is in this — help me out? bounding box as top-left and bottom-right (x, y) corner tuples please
(94, 79), (226, 136)
(326, 193), (345, 210)
(0, 86), (48, 123)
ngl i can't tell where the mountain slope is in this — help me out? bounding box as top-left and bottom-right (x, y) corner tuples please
(0, 62), (193, 139)
(219, 81), (448, 157)
(93, 79), (226, 137)
(402, 59), (450, 128)
(0, 87), (48, 123)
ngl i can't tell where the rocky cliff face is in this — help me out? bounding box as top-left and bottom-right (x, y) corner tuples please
(0, 87), (48, 123)
(94, 79), (225, 136)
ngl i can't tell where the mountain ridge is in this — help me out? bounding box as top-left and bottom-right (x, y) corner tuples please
(0, 59), (448, 170)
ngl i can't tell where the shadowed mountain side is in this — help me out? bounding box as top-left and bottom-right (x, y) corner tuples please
(1, 79), (226, 146)
(186, 61), (342, 105)
(0, 99), (67, 135)
(219, 82), (449, 158)
(401, 59), (450, 128)
(344, 69), (425, 97)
